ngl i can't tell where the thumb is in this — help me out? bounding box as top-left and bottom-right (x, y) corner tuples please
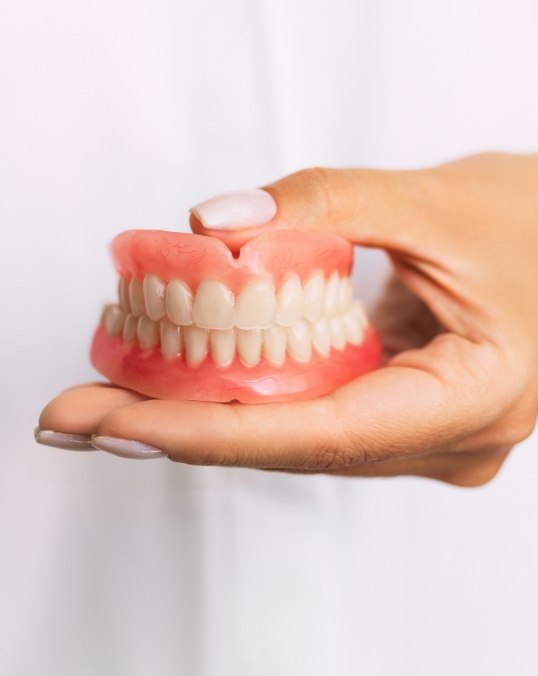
(189, 167), (429, 253)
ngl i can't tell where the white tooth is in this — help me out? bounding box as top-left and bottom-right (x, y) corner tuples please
(193, 280), (234, 330)
(263, 325), (287, 366)
(342, 311), (364, 345)
(338, 277), (353, 314)
(160, 318), (182, 359)
(166, 280), (193, 326)
(210, 329), (236, 368)
(183, 324), (208, 367)
(276, 274), (304, 326)
(234, 279), (277, 329)
(143, 274), (166, 321)
(323, 271), (340, 318)
(287, 320), (312, 363)
(118, 278), (131, 313)
(311, 317), (331, 357)
(137, 316), (159, 350)
(123, 313), (138, 342)
(129, 279), (145, 317)
(329, 317), (346, 351)
(351, 300), (369, 329)
(236, 329), (262, 367)
(103, 305), (125, 336)
(302, 272), (324, 322)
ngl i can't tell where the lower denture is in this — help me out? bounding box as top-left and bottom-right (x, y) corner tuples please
(91, 230), (382, 403)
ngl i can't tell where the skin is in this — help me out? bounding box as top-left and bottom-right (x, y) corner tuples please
(38, 153), (538, 486)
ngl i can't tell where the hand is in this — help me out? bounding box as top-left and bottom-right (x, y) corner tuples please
(36, 153), (538, 486)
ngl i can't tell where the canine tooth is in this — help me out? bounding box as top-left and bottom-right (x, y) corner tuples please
(129, 279), (145, 317)
(329, 317), (346, 350)
(103, 306), (125, 336)
(323, 272), (340, 318)
(137, 316), (159, 350)
(263, 325), (287, 366)
(234, 279), (277, 329)
(351, 300), (368, 329)
(193, 280), (234, 330)
(287, 320), (312, 363)
(160, 318), (182, 359)
(166, 280), (193, 326)
(118, 278), (131, 312)
(143, 274), (166, 321)
(183, 325), (208, 367)
(302, 272), (324, 322)
(123, 313), (138, 342)
(342, 311), (364, 345)
(236, 329), (262, 367)
(311, 317), (331, 357)
(338, 277), (353, 314)
(210, 329), (236, 368)
(276, 274), (304, 326)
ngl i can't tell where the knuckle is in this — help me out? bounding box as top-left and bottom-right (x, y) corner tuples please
(440, 453), (508, 488)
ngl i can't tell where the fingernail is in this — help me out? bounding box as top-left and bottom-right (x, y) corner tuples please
(34, 427), (94, 451)
(190, 189), (277, 230)
(91, 435), (167, 459)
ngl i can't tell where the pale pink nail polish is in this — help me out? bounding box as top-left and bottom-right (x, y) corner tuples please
(91, 435), (167, 459)
(34, 428), (95, 451)
(190, 189), (277, 230)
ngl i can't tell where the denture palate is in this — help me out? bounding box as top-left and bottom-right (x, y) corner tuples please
(103, 272), (369, 368)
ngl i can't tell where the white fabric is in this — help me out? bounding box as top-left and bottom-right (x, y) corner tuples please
(1, 1), (538, 674)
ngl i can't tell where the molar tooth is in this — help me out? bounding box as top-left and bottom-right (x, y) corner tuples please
(103, 305), (125, 336)
(160, 318), (182, 359)
(276, 274), (304, 326)
(166, 280), (193, 326)
(342, 311), (364, 345)
(193, 280), (234, 330)
(129, 279), (145, 317)
(311, 317), (331, 357)
(287, 320), (312, 363)
(329, 317), (346, 351)
(338, 277), (353, 314)
(302, 272), (324, 322)
(263, 326), (287, 367)
(210, 329), (236, 368)
(118, 278), (131, 313)
(183, 325), (208, 367)
(234, 279), (277, 329)
(236, 329), (262, 367)
(137, 316), (159, 350)
(123, 313), (138, 342)
(143, 274), (166, 321)
(323, 271), (340, 318)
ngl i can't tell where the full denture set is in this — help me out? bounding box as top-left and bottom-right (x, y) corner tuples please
(91, 229), (381, 402)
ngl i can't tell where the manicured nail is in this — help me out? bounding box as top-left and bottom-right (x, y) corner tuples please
(190, 189), (277, 230)
(91, 435), (167, 459)
(34, 427), (94, 451)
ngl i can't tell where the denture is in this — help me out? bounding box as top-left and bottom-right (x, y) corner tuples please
(91, 229), (381, 403)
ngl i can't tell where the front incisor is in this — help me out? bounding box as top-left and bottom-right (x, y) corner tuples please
(236, 328), (263, 367)
(210, 328), (236, 367)
(276, 274), (304, 326)
(234, 279), (277, 329)
(193, 280), (234, 330)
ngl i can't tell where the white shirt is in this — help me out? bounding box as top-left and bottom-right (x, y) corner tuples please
(1, 1), (538, 674)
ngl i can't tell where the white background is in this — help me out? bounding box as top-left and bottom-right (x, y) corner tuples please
(1, 1), (538, 675)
